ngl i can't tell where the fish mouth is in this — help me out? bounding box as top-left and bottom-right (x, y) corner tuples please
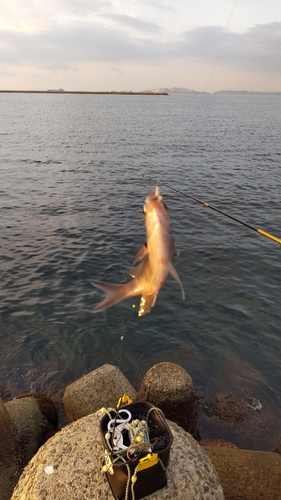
(144, 192), (163, 208)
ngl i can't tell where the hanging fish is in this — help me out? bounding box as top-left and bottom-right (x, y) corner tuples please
(91, 186), (185, 317)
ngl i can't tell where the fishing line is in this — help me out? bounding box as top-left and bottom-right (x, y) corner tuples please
(119, 304), (137, 341)
(117, 189), (139, 339)
(149, 179), (281, 246)
(205, 0), (239, 92)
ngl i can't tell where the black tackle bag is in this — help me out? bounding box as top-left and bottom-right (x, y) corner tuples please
(99, 401), (173, 500)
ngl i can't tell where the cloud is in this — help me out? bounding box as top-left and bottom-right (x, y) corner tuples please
(180, 22), (281, 74)
(0, 0), (112, 33)
(133, 0), (176, 13)
(0, 17), (280, 79)
(0, 21), (162, 71)
(26, 0), (111, 17)
(100, 13), (162, 33)
(108, 66), (125, 77)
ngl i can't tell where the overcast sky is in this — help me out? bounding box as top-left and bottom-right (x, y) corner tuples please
(1, 0), (281, 92)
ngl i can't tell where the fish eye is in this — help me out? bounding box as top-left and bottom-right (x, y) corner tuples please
(143, 205), (147, 214)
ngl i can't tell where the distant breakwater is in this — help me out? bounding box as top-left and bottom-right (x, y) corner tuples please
(0, 90), (168, 95)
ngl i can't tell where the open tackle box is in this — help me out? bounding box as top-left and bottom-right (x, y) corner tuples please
(99, 400), (173, 500)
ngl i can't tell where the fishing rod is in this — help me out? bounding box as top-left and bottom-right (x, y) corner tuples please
(157, 181), (281, 246)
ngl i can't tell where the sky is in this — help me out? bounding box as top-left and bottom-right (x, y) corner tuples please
(0, 0), (281, 93)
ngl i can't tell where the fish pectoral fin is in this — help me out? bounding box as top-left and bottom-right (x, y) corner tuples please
(133, 244), (148, 265)
(138, 292), (158, 317)
(126, 258), (147, 279)
(168, 263), (185, 300)
(126, 267), (137, 278)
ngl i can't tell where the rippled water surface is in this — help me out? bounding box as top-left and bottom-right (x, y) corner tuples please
(1, 93), (281, 443)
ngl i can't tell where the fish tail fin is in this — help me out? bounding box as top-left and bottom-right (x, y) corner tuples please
(168, 263), (185, 300)
(91, 280), (137, 313)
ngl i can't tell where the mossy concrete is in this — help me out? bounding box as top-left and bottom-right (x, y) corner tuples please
(204, 447), (281, 500)
(0, 395), (58, 500)
(63, 364), (137, 423)
(138, 362), (198, 436)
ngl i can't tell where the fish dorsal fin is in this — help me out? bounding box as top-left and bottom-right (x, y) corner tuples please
(168, 263), (185, 300)
(138, 292), (158, 317)
(133, 244), (148, 265)
(126, 258), (147, 279)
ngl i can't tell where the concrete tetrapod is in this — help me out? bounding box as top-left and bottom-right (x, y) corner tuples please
(11, 413), (224, 500)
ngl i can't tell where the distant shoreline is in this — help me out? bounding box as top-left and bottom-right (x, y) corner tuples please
(214, 90), (281, 95)
(0, 89), (280, 96)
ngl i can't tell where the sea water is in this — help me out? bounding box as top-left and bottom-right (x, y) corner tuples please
(0, 92), (281, 444)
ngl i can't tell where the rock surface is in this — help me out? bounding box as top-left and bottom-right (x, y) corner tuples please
(63, 364), (137, 423)
(138, 362), (198, 435)
(0, 398), (17, 500)
(5, 396), (57, 461)
(204, 447), (281, 500)
(11, 415), (224, 500)
(276, 437), (281, 455)
(199, 397), (281, 451)
(204, 393), (250, 422)
(0, 394), (58, 500)
(199, 439), (238, 449)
